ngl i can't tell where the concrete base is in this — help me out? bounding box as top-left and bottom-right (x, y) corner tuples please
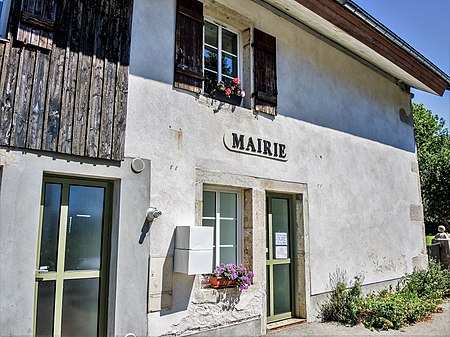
(189, 319), (261, 337)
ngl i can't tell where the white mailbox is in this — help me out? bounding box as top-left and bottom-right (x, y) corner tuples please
(174, 226), (213, 275)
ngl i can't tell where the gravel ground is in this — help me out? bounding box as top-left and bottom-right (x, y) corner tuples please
(269, 300), (450, 337)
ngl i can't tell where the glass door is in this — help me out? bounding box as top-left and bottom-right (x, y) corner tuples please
(266, 194), (294, 323)
(34, 177), (112, 337)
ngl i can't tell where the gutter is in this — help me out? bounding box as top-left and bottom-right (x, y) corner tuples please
(335, 0), (450, 89)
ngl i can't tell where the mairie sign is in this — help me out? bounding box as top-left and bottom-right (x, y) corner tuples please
(223, 132), (288, 162)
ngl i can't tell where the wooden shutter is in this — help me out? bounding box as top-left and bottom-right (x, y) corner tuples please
(174, 0), (204, 94)
(253, 28), (277, 116)
(16, 0), (56, 49)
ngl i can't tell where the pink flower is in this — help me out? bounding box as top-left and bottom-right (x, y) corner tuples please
(241, 90), (246, 97)
(225, 88), (232, 96)
(233, 78), (240, 84)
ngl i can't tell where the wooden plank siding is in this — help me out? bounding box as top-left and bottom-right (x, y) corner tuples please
(0, 0), (132, 160)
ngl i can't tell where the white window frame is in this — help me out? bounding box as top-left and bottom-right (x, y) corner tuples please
(202, 186), (243, 267)
(0, 0), (11, 38)
(203, 18), (242, 93)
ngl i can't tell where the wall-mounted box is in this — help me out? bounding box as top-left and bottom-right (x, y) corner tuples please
(175, 225), (213, 250)
(174, 226), (213, 275)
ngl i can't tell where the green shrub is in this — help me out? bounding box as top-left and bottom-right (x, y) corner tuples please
(361, 291), (439, 330)
(398, 260), (450, 300)
(321, 271), (363, 325)
(321, 262), (450, 331)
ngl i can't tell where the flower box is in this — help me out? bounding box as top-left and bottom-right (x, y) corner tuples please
(209, 276), (237, 289)
(214, 91), (243, 106)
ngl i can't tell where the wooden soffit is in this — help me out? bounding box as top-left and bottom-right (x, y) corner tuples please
(266, 0), (449, 95)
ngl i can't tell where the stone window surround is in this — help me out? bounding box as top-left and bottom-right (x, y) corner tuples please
(195, 169), (313, 322)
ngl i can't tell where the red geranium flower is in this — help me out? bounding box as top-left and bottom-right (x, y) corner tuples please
(233, 78), (240, 84)
(225, 88), (232, 96)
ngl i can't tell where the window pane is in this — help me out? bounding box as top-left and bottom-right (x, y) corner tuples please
(222, 54), (237, 78)
(65, 185), (105, 271)
(204, 70), (218, 96)
(35, 281), (56, 337)
(40, 183), (62, 272)
(204, 47), (218, 72)
(205, 21), (218, 47)
(273, 264), (291, 315)
(61, 278), (100, 337)
(219, 247), (236, 265)
(220, 219), (236, 246)
(272, 198), (290, 259)
(222, 29), (237, 55)
(202, 191), (216, 217)
(220, 192), (236, 218)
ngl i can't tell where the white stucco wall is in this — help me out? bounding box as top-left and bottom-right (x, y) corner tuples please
(0, 152), (151, 337)
(0, 1), (426, 336)
(127, 0), (425, 334)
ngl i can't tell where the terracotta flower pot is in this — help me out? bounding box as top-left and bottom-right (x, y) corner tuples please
(209, 276), (237, 289)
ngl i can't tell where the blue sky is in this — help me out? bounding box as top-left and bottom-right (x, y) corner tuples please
(355, 0), (450, 128)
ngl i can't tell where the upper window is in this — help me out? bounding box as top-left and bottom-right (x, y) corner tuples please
(202, 188), (241, 267)
(203, 21), (239, 95)
(0, 0), (11, 37)
(174, 0), (278, 115)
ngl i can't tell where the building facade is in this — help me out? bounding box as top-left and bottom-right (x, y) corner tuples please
(1, 0), (449, 336)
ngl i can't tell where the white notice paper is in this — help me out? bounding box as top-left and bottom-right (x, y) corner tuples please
(275, 246), (288, 259)
(275, 232), (287, 246)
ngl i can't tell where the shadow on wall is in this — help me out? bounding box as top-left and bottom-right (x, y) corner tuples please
(145, 231), (193, 316)
(160, 232), (193, 316)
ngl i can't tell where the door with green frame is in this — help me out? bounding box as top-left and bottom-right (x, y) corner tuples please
(266, 194), (295, 323)
(34, 176), (112, 337)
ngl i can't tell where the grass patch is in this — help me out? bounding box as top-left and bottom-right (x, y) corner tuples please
(321, 261), (450, 331)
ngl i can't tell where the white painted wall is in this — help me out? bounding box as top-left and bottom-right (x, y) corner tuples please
(0, 0), (426, 336)
(0, 152), (151, 337)
(126, 0), (425, 333)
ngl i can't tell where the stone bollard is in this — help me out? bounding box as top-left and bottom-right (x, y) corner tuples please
(432, 225), (450, 270)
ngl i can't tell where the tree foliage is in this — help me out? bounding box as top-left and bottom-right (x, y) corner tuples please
(412, 102), (450, 231)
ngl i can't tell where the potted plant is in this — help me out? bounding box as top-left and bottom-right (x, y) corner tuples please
(211, 78), (245, 106)
(209, 263), (254, 290)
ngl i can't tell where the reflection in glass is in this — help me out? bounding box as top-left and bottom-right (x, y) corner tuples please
(272, 198), (289, 259)
(204, 47), (218, 72)
(205, 21), (218, 47)
(220, 192), (236, 218)
(266, 266), (271, 316)
(61, 278), (100, 337)
(222, 29), (237, 55)
(222, 54), (237, 78)
(40, 183), (62, 271)
(204, 70), (218, 96)
(202, 191), (216, 217)
(220, 247), (236, 264)
(36, 281), (56, 337)
(220, 219), (236, 246)
(65, 185), (105, 271)
(273, 264), (291, 315)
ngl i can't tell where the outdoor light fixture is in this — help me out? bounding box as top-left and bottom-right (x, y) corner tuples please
(146, 207), (162, 222)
